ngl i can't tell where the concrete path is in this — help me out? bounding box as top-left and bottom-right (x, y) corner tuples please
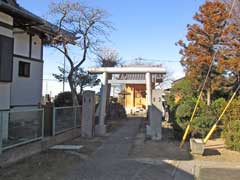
(64, 118), (194, 180)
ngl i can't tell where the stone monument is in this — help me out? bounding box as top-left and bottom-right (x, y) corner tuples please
(81, 91), (95, 138)
(146, 89), (163, 140)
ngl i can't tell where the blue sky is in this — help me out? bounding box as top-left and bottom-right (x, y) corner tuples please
(18, 0), (205, 81)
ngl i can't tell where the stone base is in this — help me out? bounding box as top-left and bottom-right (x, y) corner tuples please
(95, 125), (106, 136)
(146, 125), (162, 141)
(190, 138), (204, 155)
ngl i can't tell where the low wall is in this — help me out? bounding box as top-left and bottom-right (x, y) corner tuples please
(0, 128), (81, 167)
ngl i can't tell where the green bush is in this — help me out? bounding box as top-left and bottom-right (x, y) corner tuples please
(222, 97), (240, 151)
(191, 106), (215, 138)
(174, 98), (197, 139)
(54, 92), (83, 107)
(175, 98), (197, 128)
(165, 78), (239, 142)
(174, 97), (226, 139)
(223, 120), (240, 151)
(211, 98), (227, 118)
(54, 92), (73, 107)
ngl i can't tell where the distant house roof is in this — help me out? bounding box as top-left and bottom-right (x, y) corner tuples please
(173, 77), (185, 84)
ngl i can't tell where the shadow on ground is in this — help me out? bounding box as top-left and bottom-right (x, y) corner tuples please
(203, 149), (221, 156)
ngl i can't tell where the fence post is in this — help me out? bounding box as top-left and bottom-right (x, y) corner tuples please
(52, 108), (56, 136)
(0, 111), (3, 154)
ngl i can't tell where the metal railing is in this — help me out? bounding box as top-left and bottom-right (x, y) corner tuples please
(0, 109), (44, 153)
(52, 106), (82, 136)
(0, 106), (82, 154)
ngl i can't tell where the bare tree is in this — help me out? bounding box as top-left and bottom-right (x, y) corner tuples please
(96, 48), (122, 67)
(48, 0), (113, 105)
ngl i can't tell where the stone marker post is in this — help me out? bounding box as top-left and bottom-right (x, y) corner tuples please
(81, 91), (96, 138)
(146, 89), (163, 140)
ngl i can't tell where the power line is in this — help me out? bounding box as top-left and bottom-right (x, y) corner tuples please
(126, 58), (180, 63)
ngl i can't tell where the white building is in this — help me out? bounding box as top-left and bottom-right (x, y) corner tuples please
(0, 0), (56, 111)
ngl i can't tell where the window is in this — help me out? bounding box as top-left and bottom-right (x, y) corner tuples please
(19, 61), (30, 77)
(0, 35), (13, 82)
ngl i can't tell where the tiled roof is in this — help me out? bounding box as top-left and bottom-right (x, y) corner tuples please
(118, 64), (164, 81)
(118, 73), (163, 81)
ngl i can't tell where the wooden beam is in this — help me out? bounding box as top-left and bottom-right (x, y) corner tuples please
(108, 79), (146, 84)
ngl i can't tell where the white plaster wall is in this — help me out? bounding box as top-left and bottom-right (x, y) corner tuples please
(31, 35), (42, 60)
(13, 31), (30, 57)
(0, 26), (13, 37)
(0, 12), (13, 25)
(11, 57), (43, 106)
(0, 12), (13, 38)
(0, 83), (11, 110)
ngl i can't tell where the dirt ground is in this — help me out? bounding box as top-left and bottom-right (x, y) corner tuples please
(194, 138), (240, 162)
(129, 121), (193, 161)
(0, 136), (106, 180)
(130, 121), (240, 163)
(0, 119), (126, 180)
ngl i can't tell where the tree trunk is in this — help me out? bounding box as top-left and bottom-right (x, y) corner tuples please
(68, 73), (79, 106)
(207, 88), (211, 106)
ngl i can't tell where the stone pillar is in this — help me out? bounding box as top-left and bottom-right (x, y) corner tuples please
(95, 72), (108, 136)
(146, 73), (162, 140)
(147, 90), (163, 140)
(81, 91), (96, 138)
(146, 72), (152, 108)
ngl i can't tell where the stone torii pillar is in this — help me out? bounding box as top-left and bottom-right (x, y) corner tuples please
(95, 72), (108, 136)
(146, 72), (162, 140)
(146, 72), (152, 109)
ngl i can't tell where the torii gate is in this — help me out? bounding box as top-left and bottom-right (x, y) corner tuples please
(88, 67), (167, 136)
